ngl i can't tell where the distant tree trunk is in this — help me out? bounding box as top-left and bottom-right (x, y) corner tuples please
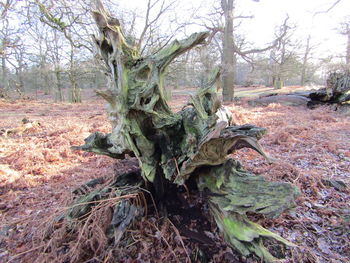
(15, 57), (25, 95)
(1, 55), (8, 92)
(268, 19), (295, 89)
(41, 64), (50, 95)
(0, 21), (11, 97)
(68, 45), (81, 103)
(273, 52), (285, 90)
(39, 43), (50, 95)
(15, 67), (25, 96)
(69, 74), (81, 103)
(52, 30), (64, 102)
(199, 45), (212, 88)
(274, 76), (283, 89)
(300, 35), (311, 86)
(54, 66), (63, 102)
(183, 51), (191, 87)
(18, 70), (24, 92)
(268, 50), (275, 86)
(221, 0), (235, 102)
(93, 71), (99, 89)
(339, 19), (350, 70)
(346, 30), (350, 67)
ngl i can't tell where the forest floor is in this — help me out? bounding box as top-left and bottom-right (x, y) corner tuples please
(0, 89), (349, 263)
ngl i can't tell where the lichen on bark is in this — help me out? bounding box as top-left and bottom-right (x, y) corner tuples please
(69, 1), (301, 262)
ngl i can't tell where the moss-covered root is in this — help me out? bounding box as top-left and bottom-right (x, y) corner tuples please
(198, 159), (300, 262)
(211, 207), (294, 263)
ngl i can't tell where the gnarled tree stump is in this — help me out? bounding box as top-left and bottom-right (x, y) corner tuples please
(46, 1), (300, 262)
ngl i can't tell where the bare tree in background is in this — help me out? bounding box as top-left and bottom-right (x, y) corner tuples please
(268, 22), (299, 89)
(300, 35), (312, 86)
(1, 0), (341, 101)
(0, 0), (15, 19)
(33, 0), (185, 101)
(0, 2), (21, 97)
(221, 0), (235, 102)
(339, 17), (350, 68)
(50, 30), (65, 102)
(137, 0), (177, 54)
(25, 13), (52, 96)
(33, 0), (96, 102)
(207, 0), (289, 101)
(299, 34), (322, 86)
(12, 42), (27, 94)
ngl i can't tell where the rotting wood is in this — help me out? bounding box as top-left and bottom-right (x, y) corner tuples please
(56, 1), (300, 262)
(247, 71), (350, 108)
(308, 70), (350, 107)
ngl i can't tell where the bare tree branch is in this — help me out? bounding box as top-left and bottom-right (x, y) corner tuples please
(0, 0), (14, 19)
(313, 0), (342, 16)
(237, 16), (290, 56)
(137, 0), (177, 50)
(34, 0), (93, 53)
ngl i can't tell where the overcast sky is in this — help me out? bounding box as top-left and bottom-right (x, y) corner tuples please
(238, 0), (350, 56)
(118, 0), (350, 62)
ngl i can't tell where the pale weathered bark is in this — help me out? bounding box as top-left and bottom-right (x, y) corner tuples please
(221, 0), (235, 102)
(339, 19), (350, 67)
(60, 1), (300, 262)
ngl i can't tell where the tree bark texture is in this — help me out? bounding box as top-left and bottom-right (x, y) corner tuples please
(221, 0), (235, 102)
(69, 1), (300, 262)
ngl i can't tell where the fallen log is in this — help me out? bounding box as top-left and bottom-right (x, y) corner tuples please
(248, 94), (310, 106)
(307, 71), (350, 108)
(248, 71), (350, 108)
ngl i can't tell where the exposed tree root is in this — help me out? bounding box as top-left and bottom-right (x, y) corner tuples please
(37, 169), (148, 262)
(36, 1), (301, 262)
(38, 157), (299, 262)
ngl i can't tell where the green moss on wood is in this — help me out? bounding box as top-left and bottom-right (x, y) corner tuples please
(70, 1), (301, 261)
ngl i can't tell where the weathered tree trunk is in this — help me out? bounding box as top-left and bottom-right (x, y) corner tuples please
(54, 66), (64, 102)
(18, 69), (25, 93)
(300, 35), (311, 86)
(199, 45), (211, 88)
(344, 23), (350, 67)
(273, 76), (283, 90)
(52, 30), (64, 102)
(69, 77), (81, 103)
(68, 45), (82, 103)
(1, 52), (9, 95)
(38, 43), (50, 95)
(46, 1), (299, 262)
(221, 0), (235, 102)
